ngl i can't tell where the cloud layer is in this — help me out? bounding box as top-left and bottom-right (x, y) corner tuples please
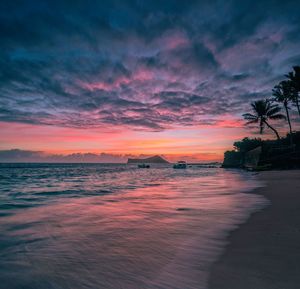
(0, 149), (131, 163)
(0, 149), (221, 163)
(1, 0), (300, 132)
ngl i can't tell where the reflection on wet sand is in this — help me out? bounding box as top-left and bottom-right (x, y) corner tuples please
(0, 166), (266, 289)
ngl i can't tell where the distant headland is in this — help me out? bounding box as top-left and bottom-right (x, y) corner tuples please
(127, 155), (169, 164)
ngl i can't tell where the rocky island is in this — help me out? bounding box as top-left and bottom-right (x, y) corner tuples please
(127, 155), (169, 164)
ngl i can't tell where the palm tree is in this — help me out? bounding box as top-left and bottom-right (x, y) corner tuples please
(272, 80), (294, 135)
(286, 66), (300, 116)
(243, 99), (285, 140)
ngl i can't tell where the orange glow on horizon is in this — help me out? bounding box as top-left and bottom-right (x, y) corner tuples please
(0, 120), (252, 162)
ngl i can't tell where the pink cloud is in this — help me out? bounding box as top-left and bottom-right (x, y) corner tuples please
(80, 68), (155, 92)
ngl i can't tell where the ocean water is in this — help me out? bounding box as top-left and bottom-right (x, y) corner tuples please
(0, 163), (267, 289)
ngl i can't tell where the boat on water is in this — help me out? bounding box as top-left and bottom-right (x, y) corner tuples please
(138, 164), (150, 168)
(173, 161), (187, 169)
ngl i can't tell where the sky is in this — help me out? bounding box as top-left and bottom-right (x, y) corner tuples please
(1, 0), (300, 162)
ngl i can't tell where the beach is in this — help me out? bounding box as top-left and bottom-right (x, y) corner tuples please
(209, 170), (300, 289)
(1, 164), (299, 288)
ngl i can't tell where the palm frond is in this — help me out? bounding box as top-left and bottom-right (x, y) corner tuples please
(285, 72), (294, 80)
(250, 100), (267, 116)
(242, 113), (257, 120)
(269, 114), (286, 120)
(266, 106), (281, 116)
(245, 119), (258, 125)
(273, 80), (295, 102)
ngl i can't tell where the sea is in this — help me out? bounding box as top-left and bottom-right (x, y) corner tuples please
(0, 163), (267, 289)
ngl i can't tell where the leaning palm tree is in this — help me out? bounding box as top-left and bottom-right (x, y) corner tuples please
(243, 99), (285, 140)
(272, 80), (294, 135)
(286, 66), (300, 116)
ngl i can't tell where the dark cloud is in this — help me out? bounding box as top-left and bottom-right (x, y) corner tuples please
(0, 149), (44, 161)
(0, 149), (156, 163)
(0, 0), (300, 130)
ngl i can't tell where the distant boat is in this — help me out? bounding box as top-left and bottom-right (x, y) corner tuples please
(173, 161), (187, 169)
(138, 164), (150, 168)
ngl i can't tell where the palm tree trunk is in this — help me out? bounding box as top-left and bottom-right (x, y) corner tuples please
(283, 103), (295, 147)
(295, 94), (300, 116)
(284, 103), (294, 146)
(284, 103), (293, 134)
(264, 121), (280, 140)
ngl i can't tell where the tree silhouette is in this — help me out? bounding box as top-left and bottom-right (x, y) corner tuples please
(286, 66), (300, 116)
(243, 100), (285, 140)
(272, 80), (294, 136)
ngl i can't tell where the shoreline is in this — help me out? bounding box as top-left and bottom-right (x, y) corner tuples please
(208, 169), (300, 289)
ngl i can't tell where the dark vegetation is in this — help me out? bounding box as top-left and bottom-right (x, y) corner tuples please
(223, 66), (300, 169)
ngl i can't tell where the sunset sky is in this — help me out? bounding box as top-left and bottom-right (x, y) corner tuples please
(1, 0), (300, 162)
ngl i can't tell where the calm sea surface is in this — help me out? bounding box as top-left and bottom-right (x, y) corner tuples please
(0, 163), (267, 289)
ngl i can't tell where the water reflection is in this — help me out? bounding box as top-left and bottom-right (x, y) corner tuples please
(0, 165), (266, 289)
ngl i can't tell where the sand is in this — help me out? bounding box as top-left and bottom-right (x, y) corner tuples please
(209, 170), (300, 289)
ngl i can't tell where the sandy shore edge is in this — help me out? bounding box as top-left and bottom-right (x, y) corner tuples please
(208, 170), (300, 289)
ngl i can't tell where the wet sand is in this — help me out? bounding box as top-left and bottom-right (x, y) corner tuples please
(209, 170), (300, 289)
